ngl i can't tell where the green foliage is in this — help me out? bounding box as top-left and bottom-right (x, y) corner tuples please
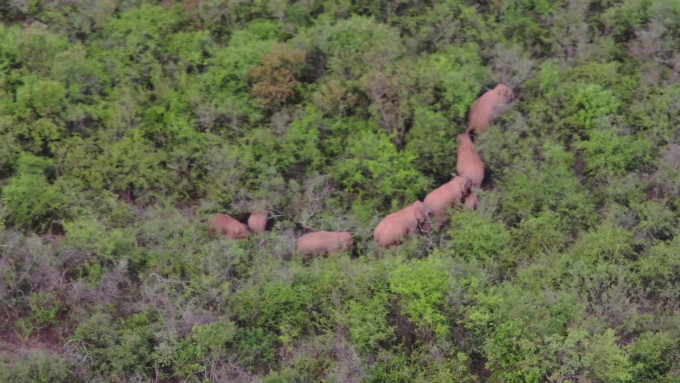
(331, 129), (431, 211)
(629, 331), (678, 382)
(343, 292), (394, 354)
(634, 237), (680, 296)
(2, 0), (680, 382)
(572, 223), (637, 263)
(464, 278), (588, 382)
(171, 319), (238, 377)
(233, 328), (279, 372)
(583, 329), (633, 382)
(14, 118), (63, 153)
(306, 16), (404, 80)
(629, 86), (680, 144)
(564, 84), (622, 136)
(446, 212), (512, 262)
(495, 141), (596, 236)
(499, 0), (557, 53)
(231, 261), (349, 344)
(0, 23), (70, 75)
(74, 311), (160, 378)
(62, 218), (137, 264)
(577, 129), (653, 180)
(602, 0), (654, 43)
(200, 21), (278, 127)
(404, 108), (457, 181)
(390, 257), (451, 338)
(484, 320), (542, 382)
(15, 79), (66, 120)
(27, 291), (62, 329)
(1, 153), (65, 230)
(96, 132), (176, 199)
(0, 351), (76, 383)
(232, 279), (313, 340)
(367, 352), (419, 383)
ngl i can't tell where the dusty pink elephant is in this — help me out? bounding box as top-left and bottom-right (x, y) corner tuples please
(457, 133), (485, 189)
(467, 84), (515, 135)
(374, 201), (431, 249)
(464, 192), (478, 211)
(296, 231), (354, 256)
(247, 212), (267, 234)
(424, 176), (471, 227)
(208, 214), (249, 240)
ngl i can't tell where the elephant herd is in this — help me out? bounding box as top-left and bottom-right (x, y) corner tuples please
(209, 84), (515, 256)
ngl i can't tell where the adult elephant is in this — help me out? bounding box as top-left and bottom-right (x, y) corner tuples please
(467, 84), (515, 135)
(374, 201), (431, 249)
(457, 132), (485, 189)
(208, 214), (249, 240)
(296, 231), (354, 256)
(424, 176), (471, 228)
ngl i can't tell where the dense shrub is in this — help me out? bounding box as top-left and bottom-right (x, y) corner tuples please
(2, 0), (680, 381)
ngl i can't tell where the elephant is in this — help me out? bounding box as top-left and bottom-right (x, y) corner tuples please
(423, 176), (471, 227)
(457, 132), (485, 189)
(464, 192), (478, 211)
(208, 214), (249, 240)
(296, 231), (354, 256)
(247, 212), (268, 234)
(467, 84), (515, 135)
(374, 201), (431, 249)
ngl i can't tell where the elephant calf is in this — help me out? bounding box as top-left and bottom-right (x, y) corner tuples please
(208, 214), (249, 240)
(296, 231), (354, 256)
(457, 133), (485, 189)
(467, 84), (515, 135)
(248, 212), (268, 234)
(374, 201), (431, 249)
(424, 176), (471, 227)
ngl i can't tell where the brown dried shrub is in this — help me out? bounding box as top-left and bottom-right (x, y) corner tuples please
(251, 43), (307, 111)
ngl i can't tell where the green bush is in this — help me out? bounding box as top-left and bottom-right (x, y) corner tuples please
(306, 16), (404, 80)
(15, 79), (67, 120)
(634, 238), (680, 296)
(233, 328), (279, 372)
(330, 129), (431, 211)
(495, 141), (596, 236)
(0, 351), (77, 383)
(629, 331), (677, 382)
(446, 212), (512, 263)
(562, 84), (622, 137)
(343, 292), (394, 354)
(577, 129), (653, 180)
(1, 154), (65, 230)
(1, 0), (680, 381)
(583, 329), (633, 383)
(73, 311), (160, 379)
(390, 257), (451, 338)
(62, 218), (137, 264)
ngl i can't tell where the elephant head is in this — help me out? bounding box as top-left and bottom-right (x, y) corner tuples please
(494, 84), (515, 103)
(208, 214), (249, 240)
(467, 83), (515, 135)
